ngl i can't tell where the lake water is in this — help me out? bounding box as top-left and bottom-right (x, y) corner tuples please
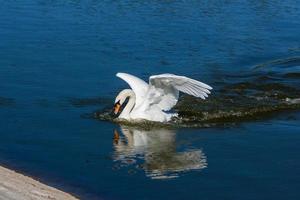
(0, 0), (300, 199)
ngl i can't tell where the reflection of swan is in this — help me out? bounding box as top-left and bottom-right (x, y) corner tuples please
(113, 73), (212, 122)
(113, 126), (207, 179)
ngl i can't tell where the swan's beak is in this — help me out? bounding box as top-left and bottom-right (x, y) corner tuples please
(113, 102), (121, 115)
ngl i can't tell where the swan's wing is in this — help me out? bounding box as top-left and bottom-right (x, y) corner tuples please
(148, 74), (212, 111)
(116, 73), (149, 106)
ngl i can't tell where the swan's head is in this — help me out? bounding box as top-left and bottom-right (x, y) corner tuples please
(113, 89), (134, 115)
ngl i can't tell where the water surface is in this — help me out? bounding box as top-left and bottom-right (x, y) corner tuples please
(0, 1), (300, 199)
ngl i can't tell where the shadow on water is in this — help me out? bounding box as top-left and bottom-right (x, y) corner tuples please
(112, 126), (207, 179)
(92, 57), (300, 128)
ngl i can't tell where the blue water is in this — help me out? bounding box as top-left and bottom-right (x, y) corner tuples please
(1, 1), (300, 199)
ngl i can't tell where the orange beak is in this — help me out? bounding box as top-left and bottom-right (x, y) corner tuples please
(113, 102), (121, 115)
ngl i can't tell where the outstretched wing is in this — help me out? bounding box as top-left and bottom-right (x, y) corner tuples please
(116, 73), (149, 106)
(148, 74), (212, 111)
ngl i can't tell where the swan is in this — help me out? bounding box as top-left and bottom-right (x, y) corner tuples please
(113, 73), (212, 122)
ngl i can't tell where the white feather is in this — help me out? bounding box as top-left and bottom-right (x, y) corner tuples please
(149, 74), (212, 110)
(116, 73), (148, 107)
(115, 72), (212, 122)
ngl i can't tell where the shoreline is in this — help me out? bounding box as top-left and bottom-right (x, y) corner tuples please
(0, 165), (79, 200)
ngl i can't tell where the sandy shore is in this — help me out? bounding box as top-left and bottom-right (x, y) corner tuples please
(0, 166), (79, 200)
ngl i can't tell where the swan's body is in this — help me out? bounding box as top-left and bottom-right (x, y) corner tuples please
(113, 73), (212, 122)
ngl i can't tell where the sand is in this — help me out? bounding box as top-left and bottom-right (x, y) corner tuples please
(0, 166), (79, 200)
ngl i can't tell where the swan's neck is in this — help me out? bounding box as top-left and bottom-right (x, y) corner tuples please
(119, 91), (136, 119)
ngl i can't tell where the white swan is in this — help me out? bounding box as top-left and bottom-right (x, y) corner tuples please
(113, 73), (212, 122)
